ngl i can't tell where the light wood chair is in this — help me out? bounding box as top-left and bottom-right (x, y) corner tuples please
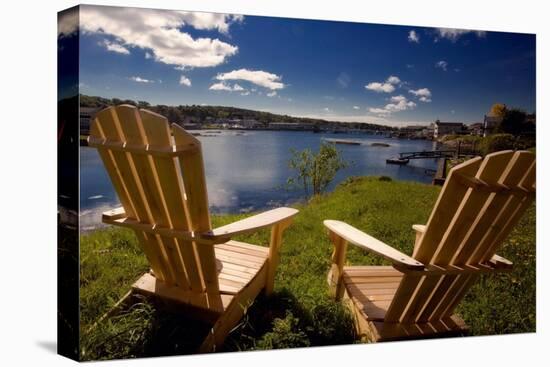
(88, 105), (298, 352)
(324, 150), (535, 342)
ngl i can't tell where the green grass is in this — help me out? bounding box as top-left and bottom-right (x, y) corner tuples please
(79, 176), (536, 360)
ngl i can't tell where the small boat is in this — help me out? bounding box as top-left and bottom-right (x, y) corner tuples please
(386, 157), (409, 165)
(324, 138), (361, 145)
(371, 142), (390, 147)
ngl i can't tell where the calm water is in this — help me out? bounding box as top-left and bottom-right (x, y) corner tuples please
(80, 131), (438, 228)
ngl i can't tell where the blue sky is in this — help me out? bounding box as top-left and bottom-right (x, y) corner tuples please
(60, 5), (536, 126)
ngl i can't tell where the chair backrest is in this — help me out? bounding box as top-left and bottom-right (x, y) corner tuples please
(386, 150), (535, 324)
(89, 105), (220, 296)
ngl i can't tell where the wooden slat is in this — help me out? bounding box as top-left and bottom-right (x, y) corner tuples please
(140, 109), (206, 293)
(434, 151), (514, 264)
(172, 124), (220, 302)
(401, 152), (514, 323)
(199, 263), (268, 352)
(116, 105), (189, 289)
(349, 282), (402, 291)
(92, 107), (169, 283)
(216, 258), (260, 275)
(343, 276), (404, 284)
(132, 272), (232, 311)
(215, 243), (269, 258)
(343, 267), (403, 277)
(395, 152), (517, 323)
(343, 269), (405, 322)
(476, 157), (536, 262)
(384, 274), (422, 322)
(215, 254), (264, 270)
(435, 274), (478, 320)
(412, 157), (482, 261)
(221, 240), (269, 254)
(416, 275), (458, 322)
(453, 151), (535, 264)
(215, 248), (266, 265)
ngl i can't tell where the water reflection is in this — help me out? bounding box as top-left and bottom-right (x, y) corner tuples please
(80, 131), (438, 226)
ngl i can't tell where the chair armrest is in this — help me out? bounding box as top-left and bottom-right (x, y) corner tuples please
(103, 206), (298, 243)
(324, 220), (424, 270)
(488, 254), (513, 270)
(412, 224), (426, 233)
(206, 207), (298, 241)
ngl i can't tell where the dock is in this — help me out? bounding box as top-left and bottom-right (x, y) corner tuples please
(397, 150), (456, 160)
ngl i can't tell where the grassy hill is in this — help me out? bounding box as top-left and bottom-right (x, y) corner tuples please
(79, 176), (536, 360)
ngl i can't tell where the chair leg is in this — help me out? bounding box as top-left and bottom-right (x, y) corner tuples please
(199, 263), (268, 352)
(265, 224), (284, 295)
(327, 231), (348, 300)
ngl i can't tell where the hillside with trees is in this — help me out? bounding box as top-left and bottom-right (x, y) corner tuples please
(79, 94), (396, 131)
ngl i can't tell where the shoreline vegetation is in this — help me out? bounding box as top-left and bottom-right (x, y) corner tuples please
(79, 94), (396, 134)
(80, 176), (535, 360)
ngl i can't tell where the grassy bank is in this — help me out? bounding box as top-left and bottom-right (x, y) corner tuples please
(80, 177), (536, 360)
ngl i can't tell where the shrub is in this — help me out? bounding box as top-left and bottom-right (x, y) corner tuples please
(256, 312), (310, 349)
(288, 142), (349, 198)
(479, 134), (517, 155)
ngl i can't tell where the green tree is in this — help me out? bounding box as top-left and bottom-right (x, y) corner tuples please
(499, 108), (527, 135)
(489, 103), (507, 118)
(288, 142), (349, 198)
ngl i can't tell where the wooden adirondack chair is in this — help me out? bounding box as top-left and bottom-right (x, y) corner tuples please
(88, 105), (298, 352)
(324, 150), (535, 342)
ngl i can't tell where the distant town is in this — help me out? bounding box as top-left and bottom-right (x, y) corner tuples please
(78, 95), (536, 141)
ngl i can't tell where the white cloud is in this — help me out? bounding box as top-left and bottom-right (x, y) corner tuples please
(385, 96), (416, 112)
(178, 12), (243, 34)
(408, 30), (420, 43)
(179, 75), (192, 87)
(435, 28), (487, 42)
(323, 107), (331, 112)
(145, 52), (152, 59)
(215, 69), (285, 90)
(389, 95), (406, 102)
(79, 6), (239, 68)
(409, 88), (432, 102)
(366, 82), (395, 93)
(387, 75), (401, 85)
(209, 82), (233, 91)
(365, 75), (401, 93)
(353, 106), (360, 110)
(232, 83), (245, 91)
(209, 82), (246, 92)
(100, 39), (130, 55)
(435, 60), (448, 71)
(240, 91), (250, 96)
(267, 91), (277, 97)
(129, 76), (154, 83)
(368, 95), (416, 115)
(58, 8), (78, 38)
(369, 108), (391, 115)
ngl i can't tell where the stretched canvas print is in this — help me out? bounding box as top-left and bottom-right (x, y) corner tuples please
(58, 4), (537, 361)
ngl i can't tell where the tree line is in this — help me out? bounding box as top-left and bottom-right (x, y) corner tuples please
(79, 94), (396, 131)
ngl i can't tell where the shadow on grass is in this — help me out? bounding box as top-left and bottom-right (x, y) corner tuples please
(82, 289), (356, 360)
